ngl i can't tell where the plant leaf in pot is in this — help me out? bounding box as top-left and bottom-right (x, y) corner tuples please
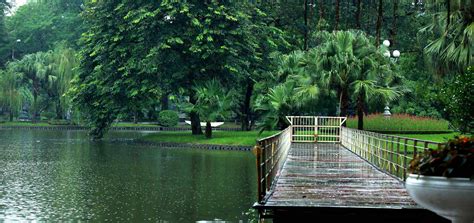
(406, 136), (474, 223)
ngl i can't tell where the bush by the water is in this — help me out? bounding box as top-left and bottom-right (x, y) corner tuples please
(347, 113), (450, 132)
(158, 110), (179, 127)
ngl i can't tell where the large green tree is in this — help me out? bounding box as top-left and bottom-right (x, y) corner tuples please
(73, 1), (269, 139)
(5, 0), (83, 58)
(48, 46), (78, 119)
(8, 51), (56, 122)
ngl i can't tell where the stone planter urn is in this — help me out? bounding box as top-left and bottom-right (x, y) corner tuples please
(406, 174), (474, 223)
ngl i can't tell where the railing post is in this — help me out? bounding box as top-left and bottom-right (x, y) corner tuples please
(396, 137), (400, 178)
(314, 116), (318, 143)
(413, 140), (418, 159)
(261, 141), (267, 200)
(403, 138), (408, 180)
(254, 143), (264, 203)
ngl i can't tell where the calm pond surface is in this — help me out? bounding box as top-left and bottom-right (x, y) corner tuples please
(0, 129), (257, 222)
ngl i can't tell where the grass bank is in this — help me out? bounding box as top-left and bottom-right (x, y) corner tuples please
(395, 132), (469, 143)
(0, 121), (243, 128)
(141, 130), (278, 146)
(0, 121), (52, 126)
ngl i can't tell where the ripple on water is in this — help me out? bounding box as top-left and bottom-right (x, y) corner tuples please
(0, 129), (257, 222)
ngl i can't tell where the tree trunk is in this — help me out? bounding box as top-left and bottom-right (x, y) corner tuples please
(357, 94), (364, 130)
(310, 0), (314, 28)
(241, 80), (254, 131)
(356, 0), (362, 29)
(339, 86), (349, 127)
(303, 0), (309, 50)
(390, 0), (398, 47)
(445, 0), (451, 30)
(133, 111), (138, 124)
(56, 100), (63, 120)
(9, 108), (13, 122)
(32, 91), (38, 123)
(205, 121), (212, 138)
(319, 0), (324, 22)
(335, 0), (340, 30)
(189, 91), (203, 135)
(161, 93), (169, 110)
(375, 0), (383, 46)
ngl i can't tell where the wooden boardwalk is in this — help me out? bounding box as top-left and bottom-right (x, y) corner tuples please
(254, 118), (448, 222)
(264, 143), (417, 209)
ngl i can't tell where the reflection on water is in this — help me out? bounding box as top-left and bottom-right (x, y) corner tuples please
(0, 129), (256, 222)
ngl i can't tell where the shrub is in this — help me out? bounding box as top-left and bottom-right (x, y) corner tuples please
(158, 110), (179, 127)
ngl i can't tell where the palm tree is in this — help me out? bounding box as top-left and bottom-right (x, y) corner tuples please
(307, 31), (369, 118)
(255, 82), (296, 133)
(423, 0), (473, 72)
(192, 80), (235, 138)
(352, 76), (401, 130)
(305, 30), (401, 128)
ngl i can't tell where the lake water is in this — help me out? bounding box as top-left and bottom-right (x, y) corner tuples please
(0, 129), (257, 222)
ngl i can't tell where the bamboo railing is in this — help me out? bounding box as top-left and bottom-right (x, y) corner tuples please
(254, 127), (291, 203)
(341, 127), (443, 180)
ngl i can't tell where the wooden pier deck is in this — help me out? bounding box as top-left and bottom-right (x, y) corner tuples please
(265, 143), (415, 208)
(255, 143), (448, 222)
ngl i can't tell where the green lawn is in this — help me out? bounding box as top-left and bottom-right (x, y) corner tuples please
(395, 132), (467, 143)
(141, 130), (278, 146)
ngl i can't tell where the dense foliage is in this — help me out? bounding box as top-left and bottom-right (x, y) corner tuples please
(0, 0), (472, 139)
(439, 66), (474, 133)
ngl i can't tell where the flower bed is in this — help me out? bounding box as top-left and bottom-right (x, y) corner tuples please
(347, 113), (451, 132)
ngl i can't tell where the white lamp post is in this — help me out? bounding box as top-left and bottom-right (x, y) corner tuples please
(382, 39), (401, 118)
(11, 39), (21, 60)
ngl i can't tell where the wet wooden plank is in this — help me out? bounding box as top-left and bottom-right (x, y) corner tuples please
(264, 143), (417, 209)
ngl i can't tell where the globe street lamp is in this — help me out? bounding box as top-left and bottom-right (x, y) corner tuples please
(382, 39), (401, 118)
(383, 40), (400, 61)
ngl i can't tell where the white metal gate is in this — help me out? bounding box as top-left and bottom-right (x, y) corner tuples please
(286, 116), (347, 143)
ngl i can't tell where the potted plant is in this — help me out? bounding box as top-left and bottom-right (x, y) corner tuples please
(406, 136), (474, 223)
